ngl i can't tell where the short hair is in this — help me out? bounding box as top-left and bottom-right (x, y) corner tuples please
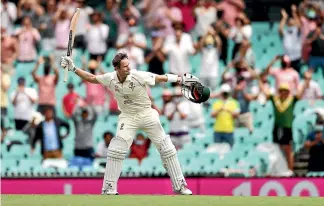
(112, 52), (128, 68)
(103, 131), (113, 138)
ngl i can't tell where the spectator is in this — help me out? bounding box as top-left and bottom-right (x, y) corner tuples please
(106, 90), (119, 115)
(229, 13), (252, 59)
(111, 0), (140, 36)
(53, 8), (70, 63)
(15, 16), (41, 62)
(261, 83), (304, 171)
(11, 77), (38, 131)
(193, 0), (217, 39)
(212, 9), (231, 65)
(129, 132), (151, 164)
(196, 27), (222, 91)
(170, 0), (196, 32)
(86, 11), (109, 61)
(165, 89), (191, 150)
(298, 71), (322, 101)
(115, 16), (147, 50)
(72, 104), (97, 159)
(95, 131), (113, 158)
(80, 57), (106, 115)
(279, 6), (303, 74)
(161, 89), (173, 115)
(118, 35), (144, 71)
(1, 69), (11, 142)
(211, 84), (240, 147)
(265, 55), (300, 94)
(74, 0), (93, 53)
(32, 107), (70, 160)
(98, 0), (118, 47)
(304, 124), (324, 172)
(62, 83), (80, 118)
(32, 56), (59, 114)
(1, 0), (17, 35)
(1, 27), (18, 74)
(17, 0), (43, 26)
(233, 76), (258, 133)
(162, 22), (195, 76)
(217, 0), (245, 27)
(256, 71), (275, 105)
(187, 101), (206, 138)
(144, 32), (165, 75)
(37, 0), (56, 53)
(306, 21), (324, 76)
(234, 39), (255, 68)
(137, 0), (165, 30)
(57, 0), (75, 16)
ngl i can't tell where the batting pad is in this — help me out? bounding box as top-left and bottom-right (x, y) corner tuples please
(102, 147), (127, 194)
(159, 136), (187, 191)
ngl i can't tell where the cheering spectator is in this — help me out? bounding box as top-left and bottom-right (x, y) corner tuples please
(17, 0), (43, 26)
(32, 55), (59, 114)
(193, 0), (217, 38)
(32, 107), (70, 160)
(62, 83), (80, 118)
(261, 83), (304, 171)
(98, 0), (118, 47)
(74, 0), (93, 53)
(53, 7), (70, 63)
(95, 131), (113, 158)
(256, 71), (275, 105)
(163, 22), (195, 76)
(118, 35), (144, 71)
(234, 39), (255, 68)
(304, 125), (324, 172)
(196, 27), (222, 91)
(165, 89), (191, 150)
(1, 69), (11, 141)
(170, 0), (196, 32)
(298, 71), (322, 101)
(72, 103), (97, 159)
(86, 11), (109, 61)
(1, 0), (17, 35)
(15, 16), (41, 62)
(217, 0), (245, 27)
(129, 132), (151, 164)
(279, 6), (302, 74)
(57, 0), (75, 16)
(1, 27), (18, 74)
(265, 55), (300, 94)
(144, 33), (165, 75)
(38, 0), (56, 53)
(11, 77), (38, 131)
(211, 84), (240, 147)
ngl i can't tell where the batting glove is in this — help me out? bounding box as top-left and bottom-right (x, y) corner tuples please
(60, 56), (76, 72)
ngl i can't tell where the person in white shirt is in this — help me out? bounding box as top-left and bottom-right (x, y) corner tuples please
(60, 52), (192, 195)
(298, 71), (322, 101)
(86, 11), (109, 60)
(10, 77), (38, 131)
(0, 0), (17, 35)
(165, 89), (191, 150)
(117, 35), (144, 71)
(193, 0), (217, 38)
(96, 131), (114, 158)
(163, 22), (195, 75)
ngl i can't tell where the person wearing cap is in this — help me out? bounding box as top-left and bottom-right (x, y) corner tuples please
(261, 82), (304, 171)
(304, 124), (324, 172)
(211, 84), (240, 147)
(265, 55), (299, 94)
(10, 77), (38, 131)
(62, 83), (80, 118)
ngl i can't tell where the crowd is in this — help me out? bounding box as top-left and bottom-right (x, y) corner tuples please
(1, 0), (324, 175)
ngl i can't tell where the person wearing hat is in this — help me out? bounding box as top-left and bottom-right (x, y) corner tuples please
(211, 84), (240, 147)
(10, 77), (38, 131)
(261, 82), (304, 171)
(62, 83), (80, 118)
(304, 124), (324, 172)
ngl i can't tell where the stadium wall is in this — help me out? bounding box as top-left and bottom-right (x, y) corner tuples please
(2, 178), (324, 196)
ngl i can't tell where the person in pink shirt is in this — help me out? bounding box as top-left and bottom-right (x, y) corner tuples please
(217, 0), (245, 27)
(265, 55), (300, 95)
(171, 0), (196, 32)
(15, 16), (41, 62)
(53, 8), (70, 64)
(31, 55), (59, 114)
(62, 83), (80, 118)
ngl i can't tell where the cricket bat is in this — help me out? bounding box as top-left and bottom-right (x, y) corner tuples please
(64, 8), (80, 82)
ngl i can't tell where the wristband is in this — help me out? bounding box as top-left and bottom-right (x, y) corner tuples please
(166, 74), (179, 83)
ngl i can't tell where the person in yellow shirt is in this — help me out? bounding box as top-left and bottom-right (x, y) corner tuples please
(1, 70), (11, 142)
(211, 84), (240, 147)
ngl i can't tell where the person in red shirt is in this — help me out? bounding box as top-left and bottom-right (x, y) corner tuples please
(62, 83), (79, 118)
(128, 132), (151, 164)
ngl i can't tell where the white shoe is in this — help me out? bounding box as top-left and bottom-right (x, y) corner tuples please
(101, 189), (119, 195)
(174, 186), (192, 195)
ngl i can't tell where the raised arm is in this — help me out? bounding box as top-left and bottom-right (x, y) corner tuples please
(279, 9), (288, 37)
(265, 55), (280, 74)
(291, 5), (302, 30)
(32, 57), (42, 82)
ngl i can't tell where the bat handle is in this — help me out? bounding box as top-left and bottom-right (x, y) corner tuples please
(64, 66), (68, 82)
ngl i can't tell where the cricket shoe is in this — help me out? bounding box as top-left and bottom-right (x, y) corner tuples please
(101, 190), (119, 195)
(174, 186), (192, 195)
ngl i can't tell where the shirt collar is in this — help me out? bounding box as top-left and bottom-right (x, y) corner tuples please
(113, 71), (132, 83)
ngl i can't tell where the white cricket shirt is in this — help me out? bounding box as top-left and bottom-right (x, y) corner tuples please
(96, 70), (156, 114)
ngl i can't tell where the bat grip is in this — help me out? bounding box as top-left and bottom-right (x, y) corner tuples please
(64, 66), (68, 82)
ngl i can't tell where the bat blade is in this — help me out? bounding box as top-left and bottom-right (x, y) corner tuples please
(64, 8), (81, 82)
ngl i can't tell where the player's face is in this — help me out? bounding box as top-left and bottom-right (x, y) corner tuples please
(117, 58), (131, 78)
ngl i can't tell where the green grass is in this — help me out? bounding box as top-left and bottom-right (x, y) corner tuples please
(2, 195), (324, 206)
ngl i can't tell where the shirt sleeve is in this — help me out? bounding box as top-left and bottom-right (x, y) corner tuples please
(315, 83), (322, 98)
(136, 71), (156, 86)
(96, 72), (113, 87)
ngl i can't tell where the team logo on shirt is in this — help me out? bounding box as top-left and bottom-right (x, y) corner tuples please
(128, 82), (135, 91)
